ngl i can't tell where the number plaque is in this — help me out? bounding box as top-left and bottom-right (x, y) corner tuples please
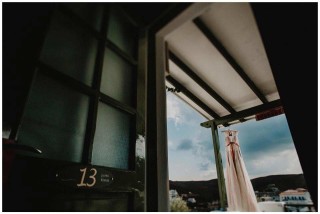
(56, 165), (114, 189)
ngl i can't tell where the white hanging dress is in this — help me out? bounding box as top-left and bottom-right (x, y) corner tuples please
(224, 130), (259, 212)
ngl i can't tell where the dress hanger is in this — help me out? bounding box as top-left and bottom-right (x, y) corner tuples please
(221, 125), (238, 135)
(221, 125), (231, 135)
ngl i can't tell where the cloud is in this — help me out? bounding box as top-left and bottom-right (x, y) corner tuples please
(166, 92), (184, 126)
(196, 115), (302, 180)
(200, 168), (217, 180)
(217, 116), (303, 179)
(167, 92), (204, 127)
(177, 139), (193, 151)
(199, 160), (210, 171)
(167, 93), (302, 181)
(191, 130), (217, 174)
(244, 146), (303, 178)
(218, 114), (297, 159)
(192, 141), (215, 164)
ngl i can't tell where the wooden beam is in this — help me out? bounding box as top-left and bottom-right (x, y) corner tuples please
(166, 76), (220, 119)
(169, 51), (236, 114)
(193, 18), (268, 104)
(211, 124), (227, 210)
(201, 99), (282, 127)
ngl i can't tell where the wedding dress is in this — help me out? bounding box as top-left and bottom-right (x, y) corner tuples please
(224, 130), (259, 211)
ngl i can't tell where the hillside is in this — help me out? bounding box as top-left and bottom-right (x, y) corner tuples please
(169, 174), (307, 202)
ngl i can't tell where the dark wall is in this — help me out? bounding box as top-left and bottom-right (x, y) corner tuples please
(3, 3), (55, 136)
(252, 3), (318, 210)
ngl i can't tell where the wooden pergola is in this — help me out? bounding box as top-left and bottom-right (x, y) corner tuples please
(150, 3), (316, 210)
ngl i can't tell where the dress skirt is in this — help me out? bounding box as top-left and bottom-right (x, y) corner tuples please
(224, 130), (259, 212)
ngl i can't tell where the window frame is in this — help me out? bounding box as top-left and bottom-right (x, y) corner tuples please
(14, 3), (140, 171)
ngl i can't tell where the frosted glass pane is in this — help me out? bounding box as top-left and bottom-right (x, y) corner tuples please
(18, 73), (89, 162)
(40, 10), (98, 85)
(107, 7), (138, 58)
(65, 3), (104, 31)
(92, 103), (131, 169)
(100, 48), (135, 106)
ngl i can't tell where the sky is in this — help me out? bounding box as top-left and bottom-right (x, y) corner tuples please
(166, 92), (303, 181)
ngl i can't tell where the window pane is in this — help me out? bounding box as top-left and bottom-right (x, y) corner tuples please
(18, 73), (89, 162)
(107, 7), (138, 58)
(40, 10), (98, 86)
(92, 103), (132, 169)
(100, 48), (135, 106)
(65, 3), (104, 31)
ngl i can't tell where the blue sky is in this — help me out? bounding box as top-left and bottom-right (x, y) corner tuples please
(166, 92), (303, 181)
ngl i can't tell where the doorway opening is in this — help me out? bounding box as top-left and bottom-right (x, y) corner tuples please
(160, 3), (315, 212)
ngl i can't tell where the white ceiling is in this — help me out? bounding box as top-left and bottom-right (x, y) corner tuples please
(165, 3), (280, 122)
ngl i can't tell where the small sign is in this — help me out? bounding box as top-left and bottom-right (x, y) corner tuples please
(255, 106), (284, 121)
(56, 165), (114, 189)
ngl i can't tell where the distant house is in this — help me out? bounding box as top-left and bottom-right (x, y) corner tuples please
(280, 188), (315, 212)
(280, 188), (313, 205)
(169, 189), (179, 200)
(187, 198), (196, 203)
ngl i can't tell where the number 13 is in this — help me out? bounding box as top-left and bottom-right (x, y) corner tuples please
(77, 167), (97, 187)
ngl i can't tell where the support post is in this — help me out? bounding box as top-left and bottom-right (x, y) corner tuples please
(210, 122), (227, 210)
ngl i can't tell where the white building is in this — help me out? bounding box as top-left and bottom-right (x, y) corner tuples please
(280, 188), (313, 205)
(279, 188), (315, 211)
(187, 198), (196, 204)
(169, 190), (179, 200)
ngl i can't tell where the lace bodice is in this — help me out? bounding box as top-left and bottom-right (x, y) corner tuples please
(223, 130), (239, 146)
